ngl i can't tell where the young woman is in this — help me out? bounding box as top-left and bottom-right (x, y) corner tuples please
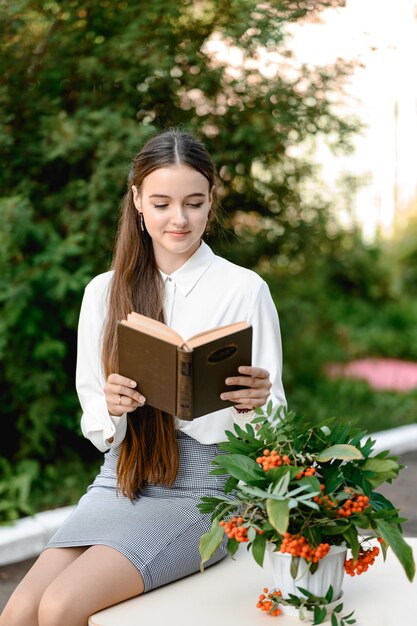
(1, 129), (286, 626)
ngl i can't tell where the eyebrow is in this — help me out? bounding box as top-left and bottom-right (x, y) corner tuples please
(148, 193), (206, 199)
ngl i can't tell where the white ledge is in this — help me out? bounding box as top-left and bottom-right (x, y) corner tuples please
(0, 506), (75, 566)
(368, 424), (417, 455)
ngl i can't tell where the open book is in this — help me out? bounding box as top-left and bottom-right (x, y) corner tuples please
(117, 312), (252, 419)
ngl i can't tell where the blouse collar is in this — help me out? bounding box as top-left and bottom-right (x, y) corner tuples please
(158, 241), (215, 296)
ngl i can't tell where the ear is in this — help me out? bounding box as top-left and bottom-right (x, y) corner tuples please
(131, 185), (141, 211)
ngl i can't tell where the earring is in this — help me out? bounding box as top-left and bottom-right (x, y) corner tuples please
(139, 212), (145, 232)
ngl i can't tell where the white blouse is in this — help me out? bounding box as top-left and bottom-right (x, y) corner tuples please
(77, 241), (286, 451)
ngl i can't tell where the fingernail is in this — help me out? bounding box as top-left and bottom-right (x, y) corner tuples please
(130, 381), (137, 387)
(226, 378), (232, 384)
(220, 394), (227, 400)
(140, 397), (146, 404)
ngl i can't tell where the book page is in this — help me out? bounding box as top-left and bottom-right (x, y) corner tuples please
(121, 312), (184, 346)
(185, 321), (250, 349)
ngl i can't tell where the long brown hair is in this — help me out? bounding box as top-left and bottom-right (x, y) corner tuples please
(102, 129), (219, 500)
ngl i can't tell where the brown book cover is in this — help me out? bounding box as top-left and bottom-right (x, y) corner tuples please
(117, 313), (252, 419)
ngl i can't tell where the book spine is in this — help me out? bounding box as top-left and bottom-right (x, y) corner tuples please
(176, 349), (193, 419)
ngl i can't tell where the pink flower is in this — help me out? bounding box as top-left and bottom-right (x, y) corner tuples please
(325, 358), (417, 392)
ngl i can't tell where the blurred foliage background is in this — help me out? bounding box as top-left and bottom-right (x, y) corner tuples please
(0, 0), (416, 521)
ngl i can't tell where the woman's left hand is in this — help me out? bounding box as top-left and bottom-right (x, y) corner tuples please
(220, 366), (272, 410)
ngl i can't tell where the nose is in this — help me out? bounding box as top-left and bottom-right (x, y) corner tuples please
(171, 206), (188, 227)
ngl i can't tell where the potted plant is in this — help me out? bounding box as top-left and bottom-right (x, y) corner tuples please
(198, 405), (415, 624)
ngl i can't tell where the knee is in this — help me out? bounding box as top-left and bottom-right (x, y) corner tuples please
(38, 589), (69, 626)
(38, 588), (87, 626)
(0, 592), (38, 626)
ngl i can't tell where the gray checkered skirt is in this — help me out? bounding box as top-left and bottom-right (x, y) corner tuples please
(45, 431), (229, 592)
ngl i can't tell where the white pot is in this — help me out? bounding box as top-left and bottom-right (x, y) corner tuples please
(266, 543), (346, 601)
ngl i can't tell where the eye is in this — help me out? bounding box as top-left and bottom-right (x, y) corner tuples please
(188, 202), (204, 208)
(153, 204), (169, 209)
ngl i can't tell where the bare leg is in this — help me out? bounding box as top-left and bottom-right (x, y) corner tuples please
(38, 545), (144, 626)
(0, 547), (87, 626)
(0, 545), (144, 626)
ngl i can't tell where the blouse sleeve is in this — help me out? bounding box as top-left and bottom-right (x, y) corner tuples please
(76, 278), (127, 452)
(231, 279), (286, 427)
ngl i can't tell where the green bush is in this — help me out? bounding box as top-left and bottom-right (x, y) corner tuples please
(1, 1), (416, 520)
(0, 1), (356, 466)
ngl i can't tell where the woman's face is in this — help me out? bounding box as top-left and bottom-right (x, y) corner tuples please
(132, 164), (212, 273)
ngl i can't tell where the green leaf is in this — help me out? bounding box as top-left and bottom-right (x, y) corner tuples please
(342, 524), (359, 560)
(223, 475), (239, 494)
(319, 522), (348, 535)
(286, 483), (314, 498)
(267, 465), (300, 482)
(227, 538), (239, 558)
(297, 586), (314, 598)
(377, 535), (388, 559)
(247, 526), (257, 542)
(239, 484), (284, 500)
(349, 512), (371, 528)
(266, 498), (289, 535)
(197, 495), (232, 514)
(370, 491), (397, 512)
(361, 458), (400, 487)
(313, 606), (327, 624)
(375, 520), (415, 582)
(290, 556), (299, 579)
(272, 471), (291, 495)
(325, 585), (334, 602)
(361, 458), (400, 474)
(212, 454), (265, 484)
(343, 610), (355, 620)
(209, 467), (229, 475)
(302, 499), (320, 510)
(331, 612), (338, 626)
(199, 519), (224, 572)
(252, 531), (267, 567)
(219, 432), (257, 456)
(317, 445), (364, 462)
(298, 475), (322, 492)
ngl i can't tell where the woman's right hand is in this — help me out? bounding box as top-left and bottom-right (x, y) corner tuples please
(104, 373), (146, 416)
